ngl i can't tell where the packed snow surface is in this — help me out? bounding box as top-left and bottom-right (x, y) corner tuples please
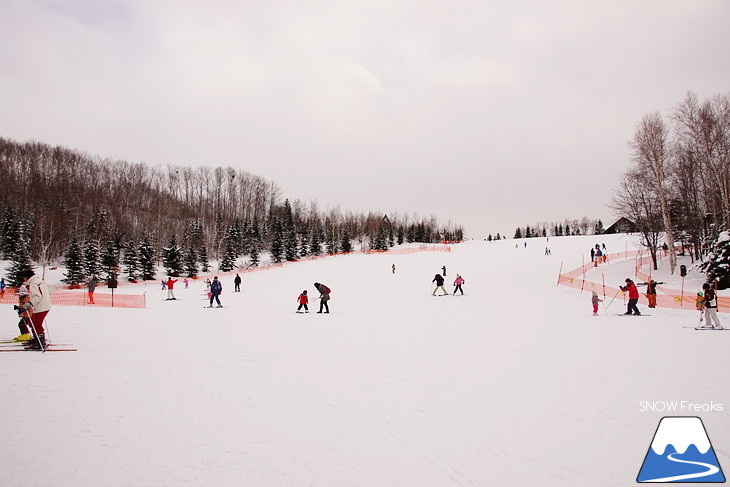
(1, 234), (728, 486)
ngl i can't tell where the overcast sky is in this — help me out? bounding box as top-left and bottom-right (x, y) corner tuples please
(1, 0), (729, 238)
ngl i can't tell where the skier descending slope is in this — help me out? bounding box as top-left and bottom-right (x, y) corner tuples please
(432, 274), (448, 296)
(208, 276), (223, 308)
(700, 283), (724, 329)
(620, 278), (641, 315)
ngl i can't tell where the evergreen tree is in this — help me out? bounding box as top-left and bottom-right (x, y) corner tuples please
(283, 200), (298, 261)
(269, 217), (284, 263)
(340, 227), (353, 253)
(82, 241), (101, 278)
(219, 228), (238, 272)
(162, 235), (184, 277)
(122, 241), (141, 281)
(1, 206), (21, 260)
(62, 239), (85, 285)
(99, 239), (120, 281)
(138, 237), (156, 281)
(397, 226), (405, 246)
(703, 231), (730, 289)
(184, 245), (198, 278)
(514, 227), (523, 239)
(247, 219), (260, 267)
(199, 244), (210, 273)
(6, 222), (34, 287)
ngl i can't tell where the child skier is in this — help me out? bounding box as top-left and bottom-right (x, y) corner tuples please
(296, 290), (309, 313)
(453, 274), (465, 295)
(701, 283), (724, 329)
(13, 286), (32, 342)
(619, 278), (641, 315)
(591, 291), (603, 316)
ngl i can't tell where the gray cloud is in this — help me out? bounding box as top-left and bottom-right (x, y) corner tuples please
(1, 0), (729, 237)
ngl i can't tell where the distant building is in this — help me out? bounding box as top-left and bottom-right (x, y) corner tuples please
(603, 217), (639, 234)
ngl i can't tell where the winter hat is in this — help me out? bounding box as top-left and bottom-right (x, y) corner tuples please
(703, 283), (710, 290)
(17, 285), (28, 296)
(625, 278), (632, 283)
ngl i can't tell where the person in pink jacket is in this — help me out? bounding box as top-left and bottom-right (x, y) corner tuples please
(453, 274), (465, 295)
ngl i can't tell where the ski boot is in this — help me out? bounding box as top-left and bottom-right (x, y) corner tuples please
(13, 333), (32, 342)
(27, 334), (46, 350)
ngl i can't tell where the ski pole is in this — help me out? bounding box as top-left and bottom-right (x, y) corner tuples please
(602, 300), (609, 316)
(606, 289), (621, 310)
(23, 316), (45, 352)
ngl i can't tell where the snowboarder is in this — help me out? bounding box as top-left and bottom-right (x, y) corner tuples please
(646, 279), (657, 308)
(87, 276), (97, 304)
(20, 269), (51, 349)
(453, 274), (465, 295)
(166, 277), (178, 300)
(620, 278), (641, 315)
(701, 283), (724, 329)
(432, 274), (448, 296)
(591, 291), (602, 316)
(208, 276), (222, 307)
(296, 290), (309, 313)
(314, 282), (331, 313)
(234, 274), (242, 292)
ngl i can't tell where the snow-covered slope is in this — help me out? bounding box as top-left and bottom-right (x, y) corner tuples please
(1, 234), (727, 486)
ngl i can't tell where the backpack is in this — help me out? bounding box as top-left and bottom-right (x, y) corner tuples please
(321, 284), (331, 294)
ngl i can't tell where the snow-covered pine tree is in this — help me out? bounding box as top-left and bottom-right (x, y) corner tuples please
(138, 237), (156, 281)
(309, 218), (323, 256)
(219, 229), (238, 272)
(1, 206), (21, 260)
(122, 241), (141, 281)
(82, 240), (101, 278)
(269, 217), (284, 263)
(199, 245), (210, 273)
(162, 235), (184, 277)
(7, 223), (34, 286)
(62, 239), (85, 285)
(184, 245), (198, 277)
(340, 227), (353, 253)
(100, 239), (120, 281)
(397, 226), (404, 246)
(247, 219), (260, 267)
(703, 231), (730, 289)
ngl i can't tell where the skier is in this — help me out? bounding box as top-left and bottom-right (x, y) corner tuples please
(432, 274), (448, 296)
(296, 290), (309, 313)
(314, 282), (331, 313)
(234, 274), (242, 292)
(184, 278), (189, 289)
(591, 291), (602, 316)
(590, 248), (595, 262)
(12, 285), (32, 341)
(453, 274), (465, 295)
(166, 277), (178, 300)
(204, 278), (212, 300)
(441, 265), (447, 276)
(646, 279), (657, 308)
(20, 269), (51, 349)
(0, 277), (5, 298)
(161, 279), (167, 290)
(392, 264), (396, 274)
(208, 276), (222, 307)
(87, 276), (97, 304)
(619, 278), (641, 315)
(701, 283), (724, 329)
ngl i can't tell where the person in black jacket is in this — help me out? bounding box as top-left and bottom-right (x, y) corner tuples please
(234, 274), (242, 292)
(432, 274), (448, 296)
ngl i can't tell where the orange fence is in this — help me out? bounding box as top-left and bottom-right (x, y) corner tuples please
(557, 249), (729, 312)
(0, 288), (146, 308)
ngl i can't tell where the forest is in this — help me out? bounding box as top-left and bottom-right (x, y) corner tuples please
(0, 137), (463, 286)
(610, 91), (730, 283)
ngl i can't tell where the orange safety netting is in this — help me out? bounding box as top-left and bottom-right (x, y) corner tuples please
(0, 289), (146, 308)
(0, 244), (453, 309)
(556, 249), (729, 312)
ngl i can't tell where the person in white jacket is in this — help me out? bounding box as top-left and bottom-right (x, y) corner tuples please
(20, 270), (52, 349)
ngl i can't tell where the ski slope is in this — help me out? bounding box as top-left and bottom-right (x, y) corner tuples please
(1, 234), (728, 486)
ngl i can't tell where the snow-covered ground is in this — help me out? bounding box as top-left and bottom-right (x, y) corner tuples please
(1, 233), (728, 487)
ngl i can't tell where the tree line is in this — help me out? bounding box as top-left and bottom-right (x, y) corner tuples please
(0, 137), (463, 286)
(610, 91), (730, 273)
(509, 218), (605, 240)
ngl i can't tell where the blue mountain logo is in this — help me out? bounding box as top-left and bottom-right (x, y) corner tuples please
(637, 416), (725, 483)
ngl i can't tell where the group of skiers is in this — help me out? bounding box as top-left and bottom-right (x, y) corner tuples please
(432, 268), (465, 296)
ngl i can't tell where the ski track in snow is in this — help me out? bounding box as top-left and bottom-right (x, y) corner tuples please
(642, 452), (720, 482)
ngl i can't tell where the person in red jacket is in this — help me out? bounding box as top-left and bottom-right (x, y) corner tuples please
(620, 278), (641, 315)
(296, 290), (309, 313)
(166, 277), (178, 300)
